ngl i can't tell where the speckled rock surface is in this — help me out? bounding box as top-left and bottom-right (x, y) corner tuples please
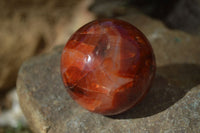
(17, 12), (200, 133)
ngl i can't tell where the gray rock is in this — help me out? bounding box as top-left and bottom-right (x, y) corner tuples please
(17, 13), (200, 133)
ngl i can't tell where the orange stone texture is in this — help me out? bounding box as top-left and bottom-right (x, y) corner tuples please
(61, 19), (156, 115)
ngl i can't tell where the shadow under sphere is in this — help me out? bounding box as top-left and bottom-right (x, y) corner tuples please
(110, 63), (200, 119)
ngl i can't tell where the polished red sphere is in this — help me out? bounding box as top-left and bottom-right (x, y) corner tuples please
(61, 19), (156, 115)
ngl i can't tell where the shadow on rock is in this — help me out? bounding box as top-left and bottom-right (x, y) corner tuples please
(110, 63), (200, 119)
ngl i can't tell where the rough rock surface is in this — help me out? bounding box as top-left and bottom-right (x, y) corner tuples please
(17, 11), (200, 133)
(0, 0), (94, 91)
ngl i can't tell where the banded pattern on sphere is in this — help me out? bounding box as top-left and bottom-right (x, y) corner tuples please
(61, 19), (156, 115)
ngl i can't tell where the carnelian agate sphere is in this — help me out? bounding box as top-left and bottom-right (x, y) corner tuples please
(61, 19), (156, 115)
